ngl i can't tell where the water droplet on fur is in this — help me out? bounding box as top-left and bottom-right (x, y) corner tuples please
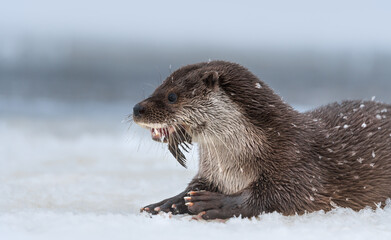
(343, 124), (349, 129)
(360, 104), (365, 108)
(372, 150), (376, 158)
(361, 122), (367, 128)
(255, 83), (261, 89)
(371, 96), (376, 101)
(376, 114), (382, 120)
(330, 201), (337, 208)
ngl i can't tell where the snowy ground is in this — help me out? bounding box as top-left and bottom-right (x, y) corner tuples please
(1, 100), (391, 240)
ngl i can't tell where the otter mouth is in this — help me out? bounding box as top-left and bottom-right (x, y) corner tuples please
(136, 122), (192, 168)
(150, 126), (175, 143)
(136, 122), (191, 143)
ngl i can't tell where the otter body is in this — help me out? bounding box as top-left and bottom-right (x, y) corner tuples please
(133, 61), (391, 219)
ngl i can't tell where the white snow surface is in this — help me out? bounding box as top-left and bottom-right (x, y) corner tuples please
(1, 102), (391, 240)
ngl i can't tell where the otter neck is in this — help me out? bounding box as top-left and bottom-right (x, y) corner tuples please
(196, 114), (268, 194)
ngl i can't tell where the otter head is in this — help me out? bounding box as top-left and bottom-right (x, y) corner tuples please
(132, 62), (229, 143)
(133, 61), (253, 145)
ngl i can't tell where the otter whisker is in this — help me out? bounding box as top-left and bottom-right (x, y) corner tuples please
(213, 133), (236, 161)
(176, 124), (192, 152)
(123, 114), (135, 125)
(166, 123), (189, 168)
(207, 132), (223, 173)
(200, 131), (214, 173)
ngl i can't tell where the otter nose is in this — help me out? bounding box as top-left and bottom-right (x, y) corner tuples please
(133, 103), (145, 117)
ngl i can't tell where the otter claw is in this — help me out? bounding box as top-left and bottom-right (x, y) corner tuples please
(191, 211), (206, 221)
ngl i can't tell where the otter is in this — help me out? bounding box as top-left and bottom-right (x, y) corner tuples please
(132, 61), (391, 220)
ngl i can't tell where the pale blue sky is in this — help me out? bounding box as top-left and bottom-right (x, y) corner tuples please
(1, 0), (390, 50)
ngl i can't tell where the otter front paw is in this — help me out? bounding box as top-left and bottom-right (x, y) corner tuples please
(184, 191), (247, 220)
(141, 193), (189, 215)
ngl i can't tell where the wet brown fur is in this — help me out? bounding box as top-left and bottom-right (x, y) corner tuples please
(133, 61), (391, 218)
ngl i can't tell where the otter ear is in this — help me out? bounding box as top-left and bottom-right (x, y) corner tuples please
(201, 71), (219, 91)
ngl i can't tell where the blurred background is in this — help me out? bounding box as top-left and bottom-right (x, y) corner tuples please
(1, 0), (391, 110)
(1, 1), (391, 234)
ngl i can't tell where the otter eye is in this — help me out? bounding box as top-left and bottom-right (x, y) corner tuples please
(167, 93), (178, 103)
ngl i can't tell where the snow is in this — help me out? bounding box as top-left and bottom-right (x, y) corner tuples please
(1, 102), (391, 240)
